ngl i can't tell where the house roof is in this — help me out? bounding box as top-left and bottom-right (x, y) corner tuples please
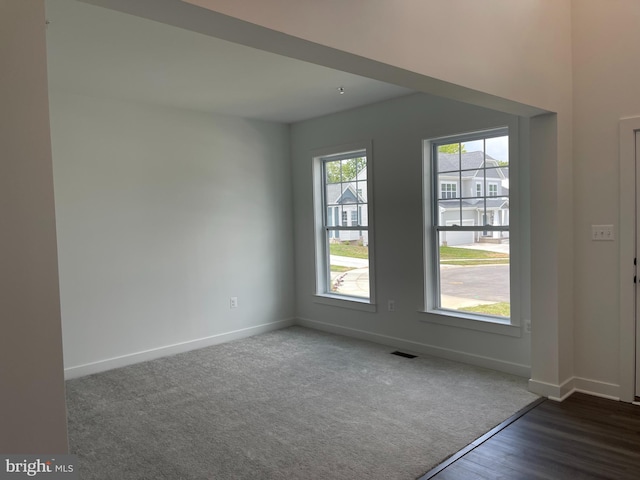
(326, 182), (366, 205)
(438, 151), (507, 179)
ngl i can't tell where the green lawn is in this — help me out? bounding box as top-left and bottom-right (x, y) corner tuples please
(439, 246), (509, 266)
(459, 302), (510, 317)
(329, 243), (507, 267)
(329, 243), (368, 259)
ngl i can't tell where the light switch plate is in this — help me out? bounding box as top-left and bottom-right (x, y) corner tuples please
(591, 225), (614, 241)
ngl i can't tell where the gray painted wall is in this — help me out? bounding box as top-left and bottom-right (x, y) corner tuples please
(49, 91), (294, 375)
(291, 93), (530, 374)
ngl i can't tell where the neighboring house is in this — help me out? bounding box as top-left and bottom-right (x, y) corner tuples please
(437, 151), (509, 246)
(325, 166), (369, 246)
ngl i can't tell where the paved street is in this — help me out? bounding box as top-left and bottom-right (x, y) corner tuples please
(331, 254), (510, 307)
(440, 264), (510, 307)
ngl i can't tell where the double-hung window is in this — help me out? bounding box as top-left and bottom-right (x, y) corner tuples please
(313, 143), (375, 307)
(426, 128), (511, 322)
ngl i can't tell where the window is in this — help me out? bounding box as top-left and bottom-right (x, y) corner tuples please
(440, 182), (457, 199)
(427, 128), (510, 322)
(313, 143), (374, 306)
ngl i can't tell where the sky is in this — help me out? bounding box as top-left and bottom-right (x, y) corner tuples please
(464, 136), (509, 163)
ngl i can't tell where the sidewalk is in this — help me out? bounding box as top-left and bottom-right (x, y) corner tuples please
(454, 241), (509, 254)
(330, 255), (368, 268)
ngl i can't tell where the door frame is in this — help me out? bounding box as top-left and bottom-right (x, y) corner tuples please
(619, 116), (640, 402)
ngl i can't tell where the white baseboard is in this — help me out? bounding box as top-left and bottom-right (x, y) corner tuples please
(574, 377), (620, 401)
(529, 376), (621, 402)
(296, 317), (531, 377)
(64, 318), (295, 380)
(528, 377), (575, 401)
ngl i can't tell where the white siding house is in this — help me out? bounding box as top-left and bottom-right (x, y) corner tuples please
(437, 151), (509, 246)
(326, 166), (369, 246)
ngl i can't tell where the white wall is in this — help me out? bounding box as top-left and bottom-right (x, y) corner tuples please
(49, 91), (294, 375)
(0, 0), (68, 453)
(291, 93), (531, 375)
(572, 0), (640, 400)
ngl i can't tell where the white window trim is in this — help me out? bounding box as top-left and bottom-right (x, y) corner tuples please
(311, 141), (376, 312)
(422, 126), (521, 335)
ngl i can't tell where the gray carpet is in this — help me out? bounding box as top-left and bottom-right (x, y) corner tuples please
(66, 326), (539, 479)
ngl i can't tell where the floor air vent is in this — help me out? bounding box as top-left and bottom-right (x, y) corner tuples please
(390, 351), (417, 359)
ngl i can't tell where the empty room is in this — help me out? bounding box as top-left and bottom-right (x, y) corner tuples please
(2, 0), (640, 479)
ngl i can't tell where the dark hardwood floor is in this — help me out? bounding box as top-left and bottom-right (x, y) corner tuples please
(421, 393), (640, 479)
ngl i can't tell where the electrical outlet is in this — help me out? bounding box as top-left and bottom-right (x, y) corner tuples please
(524, 319), (531, 334)
(230, 297), (238, 309)
(591, 224), (615, 241)
(388, 300), (395, 312)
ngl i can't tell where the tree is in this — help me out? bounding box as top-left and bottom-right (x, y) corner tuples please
(438, 143), (467, 154)
(326, 157), (365, 183)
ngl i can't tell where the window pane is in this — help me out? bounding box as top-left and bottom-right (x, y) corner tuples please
(438, 174), (458, 199)
(325, 160), (341, 184)
(357, 205), (368, 227)
(437, 146), (460, 172)
(328, 230), (369, 299)
(356, 157), (367, 180)
(485, 198), (510, 227)
(340, 184), (357, 204)
(438, 235), (510, 318)
(438, 199), (461, 226)
(485, 135), (509, 164)
(462, 139), (483, 153)
(356, 181), (367, 202)
(484, 166), (508, 192)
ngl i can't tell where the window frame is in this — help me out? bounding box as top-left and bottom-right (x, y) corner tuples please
(422, 126), (521, 336)
(312, 141), (376, 312)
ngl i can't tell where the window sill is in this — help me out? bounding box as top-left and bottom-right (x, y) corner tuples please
(419, 308), (522, 337)
(313, 294), (377, 313)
